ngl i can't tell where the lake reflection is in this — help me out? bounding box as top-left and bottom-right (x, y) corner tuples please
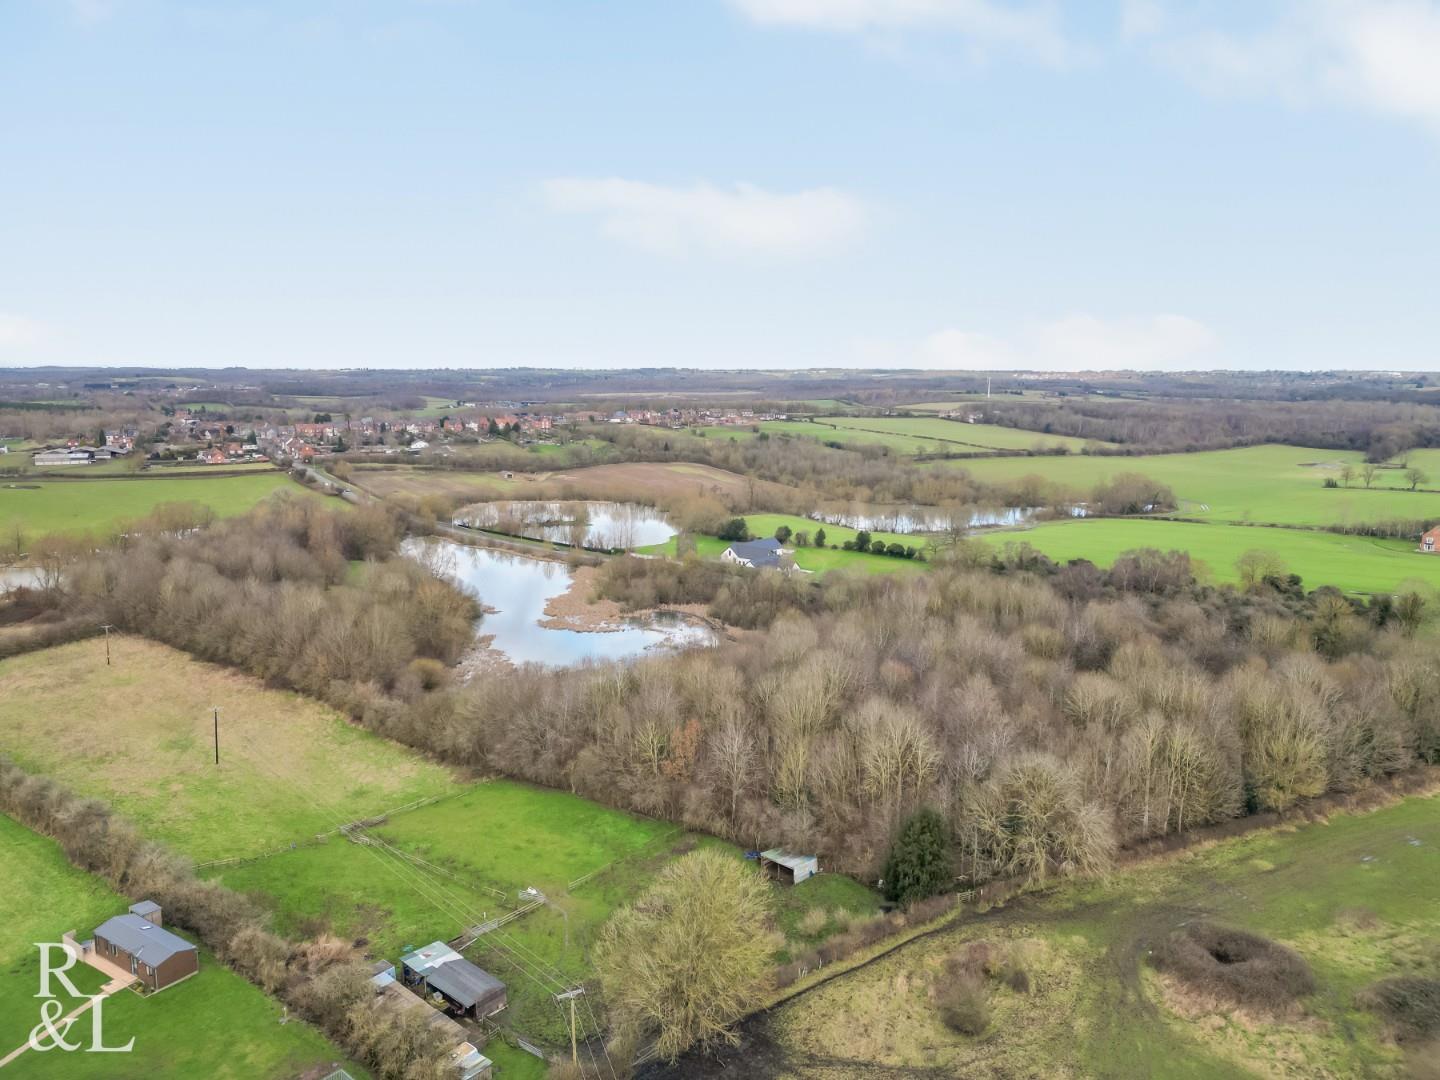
(452, 501), (676, 550)
(404, 538), (713, 668)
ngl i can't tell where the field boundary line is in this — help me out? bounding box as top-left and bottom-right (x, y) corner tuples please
(193, 790), (462, 869)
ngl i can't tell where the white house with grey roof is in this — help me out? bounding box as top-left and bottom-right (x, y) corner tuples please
(721, 537), (789, 569)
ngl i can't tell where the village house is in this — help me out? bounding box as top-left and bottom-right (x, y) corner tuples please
(198, 447), (228, 465)
(1420, 526), (1440, 553)
(721, 537), (788, 569)
(91, 901), (198, 991)
(400, 941), (507, 1021)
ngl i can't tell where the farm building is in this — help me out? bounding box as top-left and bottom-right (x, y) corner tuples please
(759, 849), (818, 885)
(371, 963), (492, 1079)
(721, 537), (787, 569)
(1421, 526), (1440, 553)
(91, 901), (198, 991)
(400, 941), (507, 1020)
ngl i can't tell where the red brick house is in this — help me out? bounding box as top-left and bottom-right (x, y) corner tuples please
(92, 902), (198, 992)
(1421, 526), (1440, 553)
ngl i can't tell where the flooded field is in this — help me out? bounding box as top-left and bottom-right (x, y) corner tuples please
(406, 538), (712, 667)
(451, 500), (676, 550)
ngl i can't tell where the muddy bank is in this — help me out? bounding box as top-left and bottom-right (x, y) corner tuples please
(539, 564), (722, 635)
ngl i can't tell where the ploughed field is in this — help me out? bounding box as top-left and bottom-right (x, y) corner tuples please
(650, 787), (1440, 1079)
(0, 814), (364, 1079)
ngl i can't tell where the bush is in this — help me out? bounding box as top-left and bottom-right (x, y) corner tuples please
(797, 908), (829, 936)
(936, 972), (990, 1035)
(717, 517), (750, 541)
(1359, 977), (1440, 1042)
(1150, 922), (1315, 1009)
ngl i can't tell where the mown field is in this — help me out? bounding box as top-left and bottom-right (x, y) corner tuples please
(948, 444), (1440, 527)
(0, 814), (363, 1079)
(980, 519), (1440, 595)
(0, 637), (464, 860)
(696, 788), (1440, 1079)
(0, 472), (315, 539)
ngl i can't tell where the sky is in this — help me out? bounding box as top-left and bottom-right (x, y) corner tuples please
(2, 0), (1440, 373)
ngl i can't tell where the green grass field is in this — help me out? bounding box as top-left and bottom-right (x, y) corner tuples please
(217, 781), (882, 1047)
(0, 814), (363, 1079)
(639, 512), (930, 575)
(947, 444), (1440, 527)
(691, 416), (1101, 456)
(977, 518), (1440, 595)
(0, 473), (314, 539)
(757, 790), (1440, 1078)
(0, 638), (464, 861)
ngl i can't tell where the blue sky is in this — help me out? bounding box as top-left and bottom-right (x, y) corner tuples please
(3, 0), (1440, 371)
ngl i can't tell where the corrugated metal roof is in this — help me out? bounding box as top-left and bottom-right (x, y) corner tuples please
(760, 849), (817, 871)
(401, 941), (505, 1010)
(93, 913), (196, 966)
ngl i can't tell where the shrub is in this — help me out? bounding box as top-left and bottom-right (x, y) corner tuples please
(1359, 977), (1440, 1043)
(1150, 922), (1315, 1008)
(797, 908), (829, 936)
(717, 518), (750, 541)
(936, 972), (990, 1035)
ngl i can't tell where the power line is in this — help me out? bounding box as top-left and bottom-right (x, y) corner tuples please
(214, 720), (614, 1078)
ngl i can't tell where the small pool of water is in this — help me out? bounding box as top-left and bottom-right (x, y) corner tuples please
(405, 538), (713, 668)
(451, 501), (676, 550)
(0, 567), (43, 590)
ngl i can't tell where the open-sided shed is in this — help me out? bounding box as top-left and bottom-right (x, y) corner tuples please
(759, 849), (818, 885)
(400, 941), (507, 1020)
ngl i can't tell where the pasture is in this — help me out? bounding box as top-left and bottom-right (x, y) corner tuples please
(0, 472), (313, 539)
(693, 416), (1101, 455)
(948, 444), (1440, 527)
(738, 789), (1440, 1079)
(977, 519), (1440, 595)
(0, 637), (464, 861)
(639, 511), (930, 575)
(218, 780), (881, 1046)
(0, 814), (361, 1079)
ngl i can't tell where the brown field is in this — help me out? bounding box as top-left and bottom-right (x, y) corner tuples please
(0, 636), (463, 860)
(357, 461), (795, 506)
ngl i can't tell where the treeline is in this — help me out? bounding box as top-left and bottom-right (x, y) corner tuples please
(0, 759), (455, 1079)
(31, 501), (1440, 898)
(65, 498), (479, 701)
(345, 549), (1440, 885)
(974, 398), (1440, 459)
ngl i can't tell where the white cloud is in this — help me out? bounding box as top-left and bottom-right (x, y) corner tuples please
(0, 313), (47, 351)
(912, 313), (1217, 371)
(1130, 1), (1440, 131)
(728, 0), (1074, 64)
(541, 178), (866, 258)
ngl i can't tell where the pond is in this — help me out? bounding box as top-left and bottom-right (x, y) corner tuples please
(451, 500), (676, 550)
(404, 538), (714, 668)
(809, 505), (1039, 533)
(0, 567), (44, 591)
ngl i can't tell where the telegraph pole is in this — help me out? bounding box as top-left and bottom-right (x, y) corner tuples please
(213, 707), (220, 766)
(555, 987), (585, 1067)
(99, 624), (115, 666)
